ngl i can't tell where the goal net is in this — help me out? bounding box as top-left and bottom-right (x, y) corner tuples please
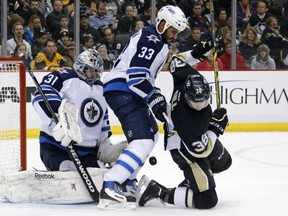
(0, 58), (26, 174)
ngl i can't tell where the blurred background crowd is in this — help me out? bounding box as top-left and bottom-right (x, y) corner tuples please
(1, 0), (288, 70)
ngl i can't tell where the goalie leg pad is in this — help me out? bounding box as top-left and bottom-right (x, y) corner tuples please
(59, 160), (77, 171)
(4, 168), (107, 204)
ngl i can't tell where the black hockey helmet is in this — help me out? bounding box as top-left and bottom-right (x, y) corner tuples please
(184, 74), (210, 110)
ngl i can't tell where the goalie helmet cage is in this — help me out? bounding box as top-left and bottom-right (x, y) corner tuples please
(0, 58), (26, 173)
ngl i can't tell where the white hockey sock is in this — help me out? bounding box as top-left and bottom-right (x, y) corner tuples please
(174, 187), (193, 208)
(103, 139), (154, 184)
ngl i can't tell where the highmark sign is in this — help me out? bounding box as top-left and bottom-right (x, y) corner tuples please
(0, 70), (287, 132)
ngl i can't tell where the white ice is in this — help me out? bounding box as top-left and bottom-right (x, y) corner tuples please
(1, 132), (288, 216)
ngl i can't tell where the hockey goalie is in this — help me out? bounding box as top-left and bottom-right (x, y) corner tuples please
(0, 49), (127, 204)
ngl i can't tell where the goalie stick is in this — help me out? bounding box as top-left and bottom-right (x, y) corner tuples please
(210, 0), (221, 110)
(20, 54), (100, 202)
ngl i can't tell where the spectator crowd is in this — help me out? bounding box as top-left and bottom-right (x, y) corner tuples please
(3, 0), (288, 70)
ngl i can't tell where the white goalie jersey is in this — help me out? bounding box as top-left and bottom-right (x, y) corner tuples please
(32, 67), (111, 150)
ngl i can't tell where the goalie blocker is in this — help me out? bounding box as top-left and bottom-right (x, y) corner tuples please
(2, 168), (107, 204)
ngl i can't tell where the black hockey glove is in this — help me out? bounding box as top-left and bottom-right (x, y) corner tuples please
(147, 90), (167, 123)
(209, 107), (229, 136)
(191, 39), (214, 61)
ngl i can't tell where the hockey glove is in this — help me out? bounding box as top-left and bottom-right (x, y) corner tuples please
(147, 89), (167, 123)
(209, 107), (229, 136)
(191, 39), (214, 61)
(52, 99), (82, 147)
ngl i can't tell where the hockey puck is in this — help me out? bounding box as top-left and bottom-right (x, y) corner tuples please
(149, 156), (157, 165)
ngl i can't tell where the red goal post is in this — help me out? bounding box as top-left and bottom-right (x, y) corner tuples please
(0, 58), (26, 173)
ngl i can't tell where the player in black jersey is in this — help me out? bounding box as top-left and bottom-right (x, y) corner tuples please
(138, 53), (232, 209)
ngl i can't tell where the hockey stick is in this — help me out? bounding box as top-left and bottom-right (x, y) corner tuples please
(162, 112), (174, 133)
(210, 0), (221, 110)
(20, 55), (99, 202)
(162, 111), (177, 137)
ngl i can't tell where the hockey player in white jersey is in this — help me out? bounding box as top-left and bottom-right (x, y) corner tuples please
(99, 5), (214, 208)
(33, 49), (127, 172)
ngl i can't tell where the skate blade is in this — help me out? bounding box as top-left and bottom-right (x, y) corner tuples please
(98, 199), (136, 210)
(135, 175), (151, 203)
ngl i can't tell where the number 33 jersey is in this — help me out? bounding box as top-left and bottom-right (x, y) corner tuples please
(103, 24), (169, 100)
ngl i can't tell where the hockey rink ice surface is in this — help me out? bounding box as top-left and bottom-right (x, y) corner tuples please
(1, 132), (288, 216)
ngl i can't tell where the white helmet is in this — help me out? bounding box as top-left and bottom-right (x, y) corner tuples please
(73, 49), (104, 85)
(156, 5), (187, 34)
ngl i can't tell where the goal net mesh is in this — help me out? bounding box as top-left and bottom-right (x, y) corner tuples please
(0, 61), (26, 174)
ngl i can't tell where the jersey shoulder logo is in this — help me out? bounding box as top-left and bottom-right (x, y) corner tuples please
(147, 34), (160, 44)
(80, 98), (103, 127)
(57, 68), (69, 74)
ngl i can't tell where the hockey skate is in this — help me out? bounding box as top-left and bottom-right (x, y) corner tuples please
(135, 175), (151, 201)
(98, 181), (136, 210)
(137, 175), (167, 207)
(122, 179), (138, 198)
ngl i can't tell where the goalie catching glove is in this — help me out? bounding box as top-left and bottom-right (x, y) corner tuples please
(147, 88), (167, 123)
(52, 99), (82, 147)
(209, 107), (229, 137)
(191, 39), (214, 61)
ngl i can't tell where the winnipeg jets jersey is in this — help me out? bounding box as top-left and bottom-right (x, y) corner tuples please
(103, 25), (169, 100)
(33, 67), (111, 150)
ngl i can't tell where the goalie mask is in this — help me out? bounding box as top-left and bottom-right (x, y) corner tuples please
(73, 49), (104, 85)
(184, 74), (210, 111)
